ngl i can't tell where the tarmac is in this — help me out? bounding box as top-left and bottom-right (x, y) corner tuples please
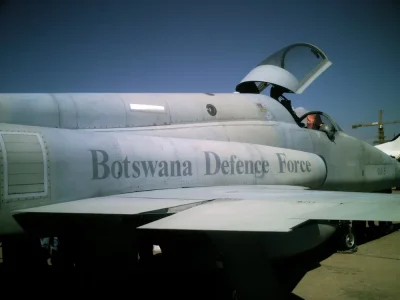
(292, 190), (400, 300)
(293, 230), (400, 300)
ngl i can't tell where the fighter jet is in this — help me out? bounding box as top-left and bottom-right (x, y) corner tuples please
(0, 42), (400, 299)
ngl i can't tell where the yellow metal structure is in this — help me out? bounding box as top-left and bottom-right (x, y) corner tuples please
(352, 110), (400, 144)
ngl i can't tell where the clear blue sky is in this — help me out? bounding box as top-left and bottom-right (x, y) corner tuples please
(0, 0), (398, 143)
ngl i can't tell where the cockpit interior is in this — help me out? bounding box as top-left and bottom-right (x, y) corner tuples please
(235, 43), (339, 135)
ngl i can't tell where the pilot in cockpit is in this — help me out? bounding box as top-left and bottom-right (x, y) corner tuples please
(306, 114), (323, 130)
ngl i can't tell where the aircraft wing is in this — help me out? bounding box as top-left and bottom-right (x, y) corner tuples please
(13, 185), (400, 234)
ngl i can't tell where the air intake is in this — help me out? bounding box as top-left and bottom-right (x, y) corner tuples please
(0, 133), (48, 200)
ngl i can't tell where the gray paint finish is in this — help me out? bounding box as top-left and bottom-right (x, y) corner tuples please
(0, 42), (399, 261)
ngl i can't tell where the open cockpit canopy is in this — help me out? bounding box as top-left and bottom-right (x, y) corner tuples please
(236, 43), (332, 95)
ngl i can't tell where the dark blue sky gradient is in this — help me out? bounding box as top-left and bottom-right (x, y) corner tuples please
(0, 0), (398, 143)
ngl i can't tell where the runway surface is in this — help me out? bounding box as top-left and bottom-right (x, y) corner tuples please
(293, 230), (400, 300)
(293, 190), (400, 300)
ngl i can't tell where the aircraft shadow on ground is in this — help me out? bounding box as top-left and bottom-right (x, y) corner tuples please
(272, 237), (337, 295)
(0, 227), (398, 299)
(355, 223), (400, 247)
(273, 225), (400, 300)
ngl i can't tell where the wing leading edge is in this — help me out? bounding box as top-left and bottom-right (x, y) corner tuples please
(13, 185), (400, 233)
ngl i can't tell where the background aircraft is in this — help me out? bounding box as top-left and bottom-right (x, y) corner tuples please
(375, 134), (400, 160)
(0, 43), (400, 299)
(375, 135), (400, 190)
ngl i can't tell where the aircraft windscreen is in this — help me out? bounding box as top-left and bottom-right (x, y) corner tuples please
(257, 44), (327, 87)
